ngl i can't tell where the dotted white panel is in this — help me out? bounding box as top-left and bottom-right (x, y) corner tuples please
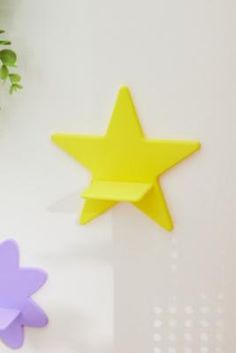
(113, 202), (229, 353)
(153, 293), (225, 353)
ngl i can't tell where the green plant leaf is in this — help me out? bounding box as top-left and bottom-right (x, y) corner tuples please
(15, 83), (23, 89)
(9, 82), (23, 94)
(0, 65), (9, 80)
(0, 30), (22, 100)
(0, 40), (11, 45)
(9, 85), (15, 94)
(0, 49), (17, 66)
(9, 73), (21, 83)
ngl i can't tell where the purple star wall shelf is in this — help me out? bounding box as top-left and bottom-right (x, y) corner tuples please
(0, 239), (48, 349)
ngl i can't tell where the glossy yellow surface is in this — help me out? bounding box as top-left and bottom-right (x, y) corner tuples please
(52, 87), (200, 230)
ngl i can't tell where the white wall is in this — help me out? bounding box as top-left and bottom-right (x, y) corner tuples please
(0, 1), (235, 352)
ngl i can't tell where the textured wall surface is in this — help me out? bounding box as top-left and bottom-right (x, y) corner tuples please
(0, 1), (235, 352)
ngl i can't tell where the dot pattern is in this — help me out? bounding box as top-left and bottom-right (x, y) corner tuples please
(153, 293), (225, 353)
(152, 238), (225, 353)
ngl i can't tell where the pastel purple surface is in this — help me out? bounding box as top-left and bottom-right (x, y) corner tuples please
(0, 239), (48, 349)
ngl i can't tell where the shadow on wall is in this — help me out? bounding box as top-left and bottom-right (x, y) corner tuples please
(47, 189), (112, 264)
(48, 190), (82, 214)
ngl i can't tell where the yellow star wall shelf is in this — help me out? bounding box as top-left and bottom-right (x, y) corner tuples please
(51, 87), (200, 230)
